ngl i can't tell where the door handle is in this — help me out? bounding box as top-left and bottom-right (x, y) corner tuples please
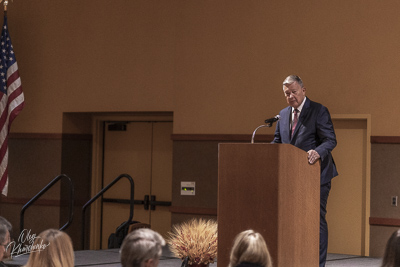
(144, 195), (150, 210)
(149, 195), (172, 211)
(102, 195), (171, 210)
(150, 195), (156, 211)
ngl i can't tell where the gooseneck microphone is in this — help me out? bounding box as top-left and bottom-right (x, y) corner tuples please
(265, 115), (280, 124)
(251, 115), (280, 143)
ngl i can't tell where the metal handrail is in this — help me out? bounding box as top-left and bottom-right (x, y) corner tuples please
(20, 174), (74, 235)
(81, 173), (134, 250)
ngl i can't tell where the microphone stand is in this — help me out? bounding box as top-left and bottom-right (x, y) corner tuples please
(251, 123), (273, 144)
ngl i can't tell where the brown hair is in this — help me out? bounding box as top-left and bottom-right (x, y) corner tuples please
(382, 229), (400, 267)
(229, 230), (272, 267)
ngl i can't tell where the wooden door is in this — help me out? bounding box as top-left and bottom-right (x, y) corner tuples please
(101, 121), (172, 249)
(327, 117), (370, 256)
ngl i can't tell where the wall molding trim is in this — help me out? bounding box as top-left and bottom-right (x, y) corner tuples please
(10, 133), (400, 144)
(0, 196), (87, 207)
(369, 217), (400, 227)
(171, 134), (274, 142)
(170, 206), (217, 216)
(370, 136), (400, 144)
(172, 134), (400, 144)
(9, 133), (92, 140)
(0, 197), (60, 206)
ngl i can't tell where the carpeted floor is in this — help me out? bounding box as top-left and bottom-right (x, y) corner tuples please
(326, 254), (382, 267)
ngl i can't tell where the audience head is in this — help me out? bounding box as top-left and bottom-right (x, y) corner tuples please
(0, 223), (9, 261)
(382, 229), (400, 267)
(229, 229), (272, 267)
(24, 229), (74, 267)
(120, 228), (165, 267)
(0, 216), (11, 261)
(0, 217), (12, 235)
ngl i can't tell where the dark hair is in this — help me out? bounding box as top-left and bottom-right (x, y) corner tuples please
(382, 230), (400, 267)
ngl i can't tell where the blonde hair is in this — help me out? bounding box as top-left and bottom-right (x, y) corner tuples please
(24, 229), (74, 267)
(229, 230), (272, 267)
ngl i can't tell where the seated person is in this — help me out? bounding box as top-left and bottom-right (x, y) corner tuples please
(0, 217), (11, 237)
(120, 228), (165, 267)
(0, 223), (10, 267)
(0, 217), (12, 262)
(381, 229), (400, 267)
(229, 229), (273, 267)
(24, 229), (74, 267)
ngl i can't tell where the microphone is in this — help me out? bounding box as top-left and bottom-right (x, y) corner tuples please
(251, 115), (280, 143)
(265, 115), (280, 124)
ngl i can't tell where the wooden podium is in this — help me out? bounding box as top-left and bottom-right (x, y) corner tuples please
(217, 143), (320, 267)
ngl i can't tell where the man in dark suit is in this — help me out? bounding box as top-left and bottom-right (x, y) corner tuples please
(272, 75), (338, 267)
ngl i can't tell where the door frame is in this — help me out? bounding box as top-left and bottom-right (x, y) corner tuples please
(90, 112), (173, 250)
(331, 114), (371, 256)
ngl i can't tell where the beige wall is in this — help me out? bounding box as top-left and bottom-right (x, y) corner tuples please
(370, 144), (400, 257)
(0, 137), (62, 242)
(0, 134), (92, 250)
(2, 0), (400, 257)
(4, 1), (400, 136)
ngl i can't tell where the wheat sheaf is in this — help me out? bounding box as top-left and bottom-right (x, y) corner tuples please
(167, 219), (218, 265)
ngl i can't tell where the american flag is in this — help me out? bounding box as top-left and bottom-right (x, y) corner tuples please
(0, 15), (24, 196)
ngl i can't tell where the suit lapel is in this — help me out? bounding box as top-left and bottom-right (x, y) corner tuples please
(281, 106), (291, 142)
(290, 98), (311, 142)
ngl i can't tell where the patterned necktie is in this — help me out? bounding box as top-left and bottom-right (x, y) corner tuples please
(291, 109), (299, 137)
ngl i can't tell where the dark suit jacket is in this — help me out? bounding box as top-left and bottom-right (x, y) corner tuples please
(272, 97), (338, 185)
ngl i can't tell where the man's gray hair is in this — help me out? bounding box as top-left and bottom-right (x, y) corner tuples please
(120, 228), (166, 267)
(283, 75), (304, 89)
(0, 217), (11, 244)
(0, 216), (12, 232)
(0, 224), (7, 244)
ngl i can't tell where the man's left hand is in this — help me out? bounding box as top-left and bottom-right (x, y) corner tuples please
(307, 150), (320, 164)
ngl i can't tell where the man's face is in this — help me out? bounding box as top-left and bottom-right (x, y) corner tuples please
(283, 81), (306, 109)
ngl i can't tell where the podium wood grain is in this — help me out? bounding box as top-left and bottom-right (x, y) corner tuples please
(218, 143), (320, 267)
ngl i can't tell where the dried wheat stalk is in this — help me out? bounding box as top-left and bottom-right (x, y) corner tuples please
(167, 218), (218, 265)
